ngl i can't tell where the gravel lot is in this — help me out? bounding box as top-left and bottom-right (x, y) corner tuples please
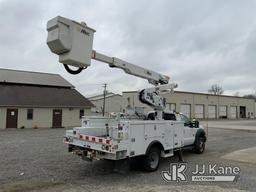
(1, 120), (256, 192)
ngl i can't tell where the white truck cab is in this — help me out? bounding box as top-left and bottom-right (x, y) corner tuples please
(147, 111), (201, 146)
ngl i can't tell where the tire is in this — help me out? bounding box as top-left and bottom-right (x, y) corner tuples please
(143, 147), (160, 172)
(194, 136), (206, 154)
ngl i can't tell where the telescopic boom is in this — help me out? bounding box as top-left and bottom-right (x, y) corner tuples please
(46, 16), (177, 119)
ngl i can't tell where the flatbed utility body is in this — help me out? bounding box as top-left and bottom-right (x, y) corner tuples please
(64, 112), (206, 171)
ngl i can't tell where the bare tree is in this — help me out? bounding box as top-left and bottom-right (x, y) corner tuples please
(244, 94), (256, 101)
(208, 84), (224, 95)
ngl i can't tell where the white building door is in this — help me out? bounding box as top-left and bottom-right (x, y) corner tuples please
(219, 105), (227, 118)
(208, 105), (216, 119)
(230, 106), (237, 119)
(180, 104), (191, 118)
(195, 104), (204, 119)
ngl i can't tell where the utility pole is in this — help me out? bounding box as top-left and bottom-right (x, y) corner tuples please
(102, 83), (107, 116)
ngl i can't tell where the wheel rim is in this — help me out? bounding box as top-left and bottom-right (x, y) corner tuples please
(149, 152), (159, 169)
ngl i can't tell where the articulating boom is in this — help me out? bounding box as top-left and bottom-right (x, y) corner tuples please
(91, 51), (169, 86)
(46, 16), (177, 119)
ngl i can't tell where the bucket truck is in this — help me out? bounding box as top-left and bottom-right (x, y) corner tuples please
(46, 16), (207, 171)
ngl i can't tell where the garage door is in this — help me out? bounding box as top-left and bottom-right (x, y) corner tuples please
(230, 106), (237, 119)
(195, 105), (204, 119)
(208, 105), (216, 119)
(219, 105), (227, 118)
(180, 104), (191, 118)
(170, 103), (176, 111)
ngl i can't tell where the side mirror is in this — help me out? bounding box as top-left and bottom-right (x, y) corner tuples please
(189, 120), (199, 128)
(184, 121), (190, 127)
(195, 120), (199, 128)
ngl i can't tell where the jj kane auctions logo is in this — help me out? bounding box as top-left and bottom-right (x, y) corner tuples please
(162, 163), (240, 182)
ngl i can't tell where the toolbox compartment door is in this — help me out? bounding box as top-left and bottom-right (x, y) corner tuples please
(129, 123), (145, 157)
(173, 123), (184, 149)
(144, 123), (164, 138)
(164, 122), (174, 149)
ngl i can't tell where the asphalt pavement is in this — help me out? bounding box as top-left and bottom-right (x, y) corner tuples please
(201, 119), (256, 131)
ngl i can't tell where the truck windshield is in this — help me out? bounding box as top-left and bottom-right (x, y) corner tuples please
(180, 114), (190, 123)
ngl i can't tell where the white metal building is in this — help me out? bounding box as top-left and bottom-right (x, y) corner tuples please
(91, 90), (255, 119)
(122, 91), (255, 119)
(89, 92), (123, 115)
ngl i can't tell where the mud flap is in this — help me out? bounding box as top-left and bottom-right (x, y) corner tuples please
(174, 148), (184, 162)
(113, 158), (130, 174)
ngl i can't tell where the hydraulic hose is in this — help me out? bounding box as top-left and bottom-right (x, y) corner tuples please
(63, 64), (86, 75)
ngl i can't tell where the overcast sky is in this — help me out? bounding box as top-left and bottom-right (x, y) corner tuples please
(0, 0), (255, 97)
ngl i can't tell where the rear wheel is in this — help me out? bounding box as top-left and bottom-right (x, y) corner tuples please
(194, 136), (205, 154)
(143, 147), (160, 172)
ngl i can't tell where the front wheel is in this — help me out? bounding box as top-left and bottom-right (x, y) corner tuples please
(143, 147), (160, 172)
(194, 136), (206, 154)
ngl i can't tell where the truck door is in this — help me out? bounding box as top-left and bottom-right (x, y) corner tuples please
(180, 114), (195, 146)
